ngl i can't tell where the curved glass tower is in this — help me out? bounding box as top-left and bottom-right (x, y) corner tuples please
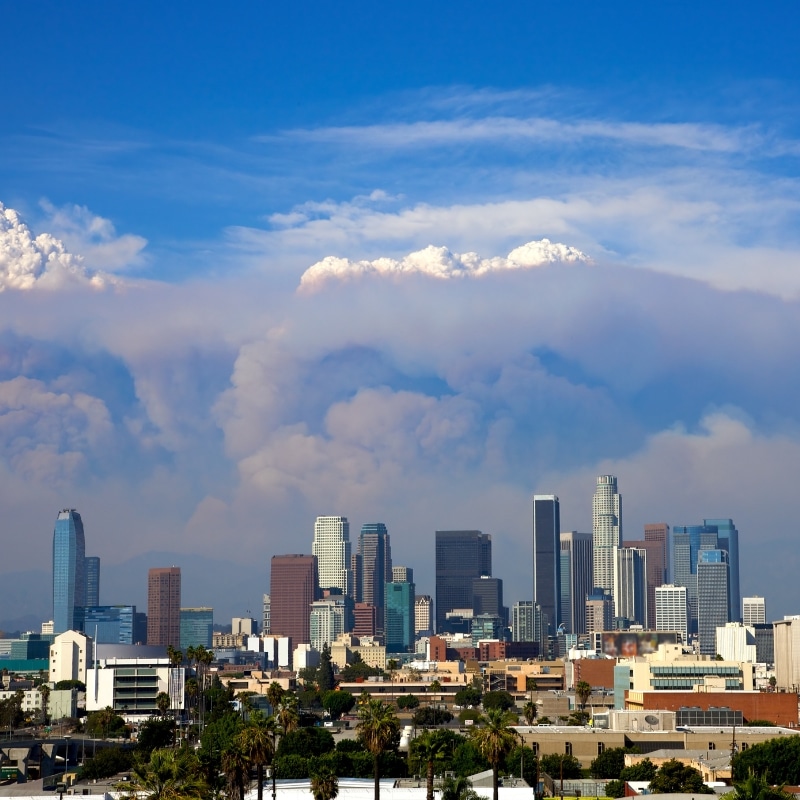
(52, 509), (86, 634)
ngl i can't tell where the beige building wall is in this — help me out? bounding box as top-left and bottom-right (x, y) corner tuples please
(774, 617), (800, 690)
(49, 630), (93, 684)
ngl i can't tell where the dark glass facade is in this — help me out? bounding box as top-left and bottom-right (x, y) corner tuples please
(435, 530), (491, 633)
(533, 495), (561, 640)
(52, 509), (86, 634)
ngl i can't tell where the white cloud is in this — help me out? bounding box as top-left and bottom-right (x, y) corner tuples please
(298, 238), (590, 291)
(0, 202), (111, 291)
(39, 200), (148, 272)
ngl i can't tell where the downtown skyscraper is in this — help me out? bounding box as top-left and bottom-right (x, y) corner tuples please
(313, 516), (352, 595)
(147, 567), (181, 648)
(358, 523), (391, 633)
(532, 495), (561, 642)
(435, 530), (491, 633)
(52, 509), (86, 634)
(592, 475), (622, 598)
(559, 531), (593, 636)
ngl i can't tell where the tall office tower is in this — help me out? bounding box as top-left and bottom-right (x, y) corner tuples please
(705, 519), (740, 622)
(352, 602), (378, 637)
(559, 531), (593, 635)
(393, 566), (413, 583)
(614, 547), (648, 626)
(309, 599), (347, 651)
(644, 523), (670, 582)
(435, 530), (491, 633)
(533, 495), (561, 640)
(697, 549), (730, 655)
(262, 594), (271, 635)
(415, 595), (433, 636)
(753, 623), (774, 664)
(511, 601), (535, 642)
(743, 596), (766, 626)
(83, 605), (136, 644)
(585, 588), (613, 634)
(84, 557), (100, 607)
(672, 524), (719, 635)
(180, 607), (213, 650)
(625, 537), (665, 629)
(313, 516), (352, 595)
(147, 567), (181, 648)
(358, 523), (391, 631)
(52, 509), (86, 634)
(270, 554), (318, 647)
(472, 576), (505, 622)
(592, 476), (622, 598)
(772, 616), (800, 690)
(350, 554), (363, 603)
(655, 584), (688, 644)
(385, 580), (415, 652)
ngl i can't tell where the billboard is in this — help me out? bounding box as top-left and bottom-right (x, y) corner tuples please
(600, 630), (679, 657)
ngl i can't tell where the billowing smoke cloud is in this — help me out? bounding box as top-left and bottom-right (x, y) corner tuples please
(0, 202), (110, 291)
(299, 238), (590, 292)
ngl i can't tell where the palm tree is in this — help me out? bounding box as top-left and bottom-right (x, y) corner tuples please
(522, 701), (537, 726)
(440, 775), (482, 800)
(574, 681), (592, 711)
(156, 693), (171, 719)
(468, 708), (521, 800)
(357, 697), (399, 800)
(727, 772), (794, 800)
(266, 682), (284, 714)
(221, 743), (250, 800)
(184, 679), (199, 725)
(310, 766), (339, 800)
(38, 683), (51, 726)
(125, 747), (206, 800)
(411, 730), (450, 800)
(237, 713), (276, 800)
(276, 695), (299, 736)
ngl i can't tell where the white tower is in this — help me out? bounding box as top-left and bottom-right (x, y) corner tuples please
(592, 475), (621, 598)
(313, 516), (352, 595)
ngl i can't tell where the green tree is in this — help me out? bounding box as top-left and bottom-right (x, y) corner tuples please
(732, 736), (800, 784)
(521, 701), (537, 725)
(86, 707), (128, 739)
(605, 779), (625, 798)
(574, 680), (592, 710)
(413, 706), (454, 726)
(357, 697), (400, 800)
(451, 740), (489, 777)
(137, 718), (176, 755)
(649, 759), (712, 794)
(397, 695), (420, 710)
(237, 712), (276, 800)
(81, 748), (134, 780)
(482, 691), (515, 712)
(221, 744), (250, 800)
(323, 690), (356, 720)
(726, 772), (796, 800)
(278, 727), (335, 758)
(124, 747), (206, 800)
(38, 683), (51, 725)
(318, 645), (335, 693)
(440, 775), (483, 800)
(468, 708), (521, 800)
(590, 747), (630, 779)
(311, 766), (339, 800)
(267, 682), (284, 713)
(411, 730), (450, 800)
(620, 759), (657, 782)
(539, 753), (582, 780)
(156, 692), (171, 718)
(339, 656), (384, 682)
(455, 688), (483, 708)
(503, 744), (538, 788)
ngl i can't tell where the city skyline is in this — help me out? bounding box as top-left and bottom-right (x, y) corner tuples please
(2, 4), (800, 629)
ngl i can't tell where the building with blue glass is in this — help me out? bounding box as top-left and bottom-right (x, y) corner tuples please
(84, 556), (100, 607)
(52, 509), (86, 634)
(180, 607), (213, 650)
(83, 605), (136, 644)
(385, 580), (414, 652)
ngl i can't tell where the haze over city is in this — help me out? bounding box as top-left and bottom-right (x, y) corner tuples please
(2, 3), (800, 628)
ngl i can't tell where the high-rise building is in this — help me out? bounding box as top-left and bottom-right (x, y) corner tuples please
(83, 605), (135, 644)
(559, 531), (593, 635)
(392, 566), (413, 583)
(753, 623), (774, 664)
(270, 554), (318, 647)
(435, 530), (491, 633)
(614, 547), (648, 627)
(385, 581), (415, 652)
(672, 524), (719, 635)
(773, 616), (800, 690)
(644, 523), (670, 582)
(705, 519), (740, 622)
(511, 601), (534, 642)
(585, 588), (613, 634)
(353, 602), (378, 638)
(655, 584), (688, 644)
(313, 517), (352, 595)
(743, 596), (766, 626)
(626, 535), (666, 629)
(262, 594), (271, 635)
(180, 607), (213, 650)
(697, 549), (730, 656)
(147, 567), (181, 648)
(472, 576), (505, 622)
(592, 476), (621, 599)
(310, 599), (347, 651)
(84, 557), (100, 607)
(715, 622), (757, 663)
(52, 509), (86, 634)
(359, 523), (391, 632)
(533, 495), (561, 641)
(414, 595), (433, 637)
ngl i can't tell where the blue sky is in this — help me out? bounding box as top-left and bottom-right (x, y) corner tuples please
(1, 1), (800, 626)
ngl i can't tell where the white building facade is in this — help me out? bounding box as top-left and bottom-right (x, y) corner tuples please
(592, 475), (621, 600)
(49, 630), (93, 685)
(313, 516), (352, 594)
(655, 584), (688, 644)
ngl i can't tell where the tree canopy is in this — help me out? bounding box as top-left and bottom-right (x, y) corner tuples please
(649, 759), (713, 794)
(732, 736), (800, 784)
